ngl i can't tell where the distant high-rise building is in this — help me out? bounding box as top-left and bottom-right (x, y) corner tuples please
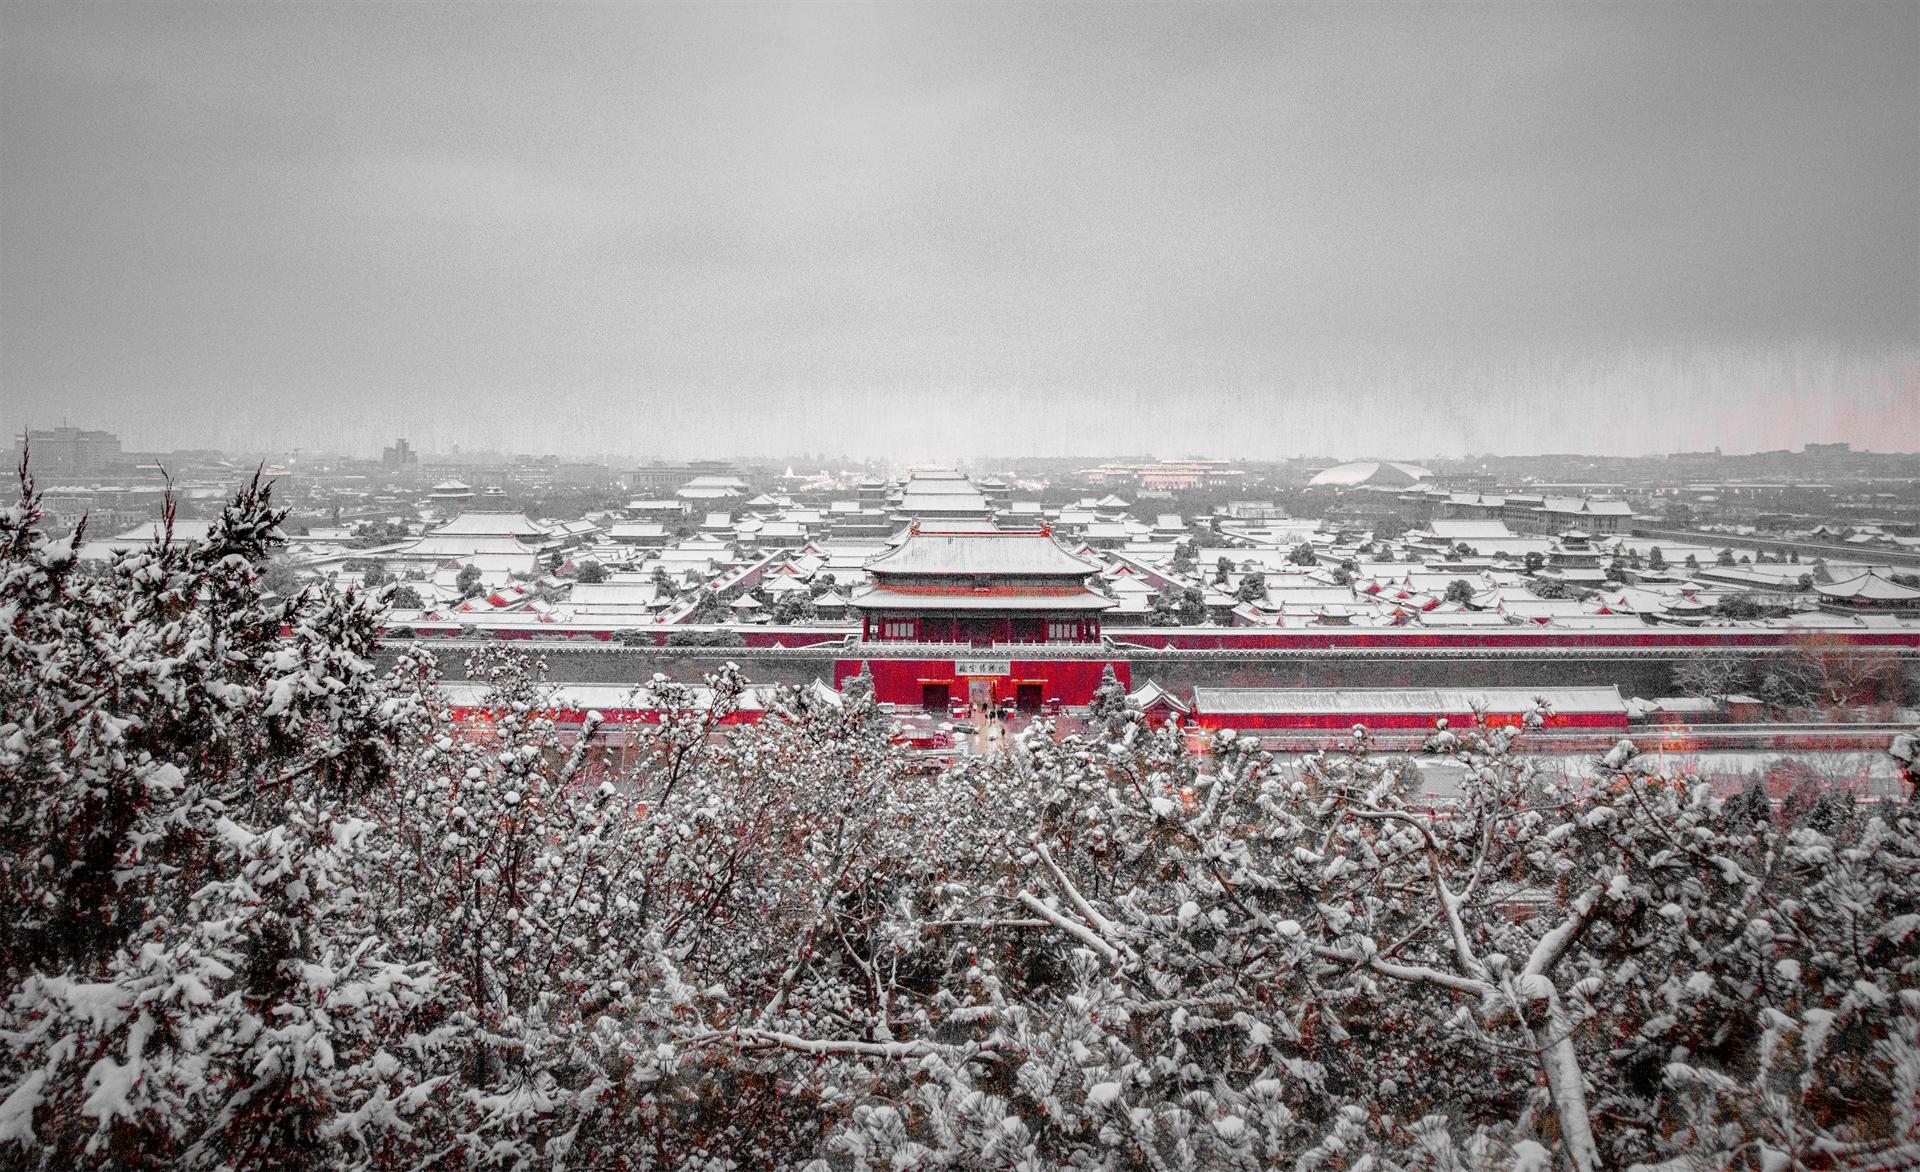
(14, 426), (123, 478)
(382, 437), (418, 469)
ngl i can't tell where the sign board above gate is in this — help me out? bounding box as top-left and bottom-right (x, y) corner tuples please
(954, 658), (1011, 677)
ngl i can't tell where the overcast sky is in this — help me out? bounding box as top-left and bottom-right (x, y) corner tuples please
(3, 1), (1915, 461)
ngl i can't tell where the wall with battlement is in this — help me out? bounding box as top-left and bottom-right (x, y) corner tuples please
(385, 640), (1692, 700)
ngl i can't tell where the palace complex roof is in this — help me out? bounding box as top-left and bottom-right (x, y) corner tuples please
(865, 528), (1102, 578)
(848, 587), (1114, 611)
(430, 512), (550, 539)
(1817, 571), (1920, 602)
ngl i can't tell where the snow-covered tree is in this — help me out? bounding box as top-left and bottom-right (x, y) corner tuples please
(3, 461), (1917, 1170)
(1893, 728), (1920, 801)
(0, 461), (442, 1166)
(1676, 651), (1746, 704)
(1085, 664), (1132, 730)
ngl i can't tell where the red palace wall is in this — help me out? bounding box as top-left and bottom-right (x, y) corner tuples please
(1191, 709), (1627, 732)
(406, 626), (855, 649)
(1109, 628), (1920, 652)
(446, 706), (767, 727)
(834, 658), (1131, 707)
(392, 624), (1920, 654)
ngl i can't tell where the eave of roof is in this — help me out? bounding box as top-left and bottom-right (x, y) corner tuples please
(849, 587), (1115, 611)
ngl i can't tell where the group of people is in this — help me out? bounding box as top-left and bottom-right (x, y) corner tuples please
(972, 699), (1013, 755)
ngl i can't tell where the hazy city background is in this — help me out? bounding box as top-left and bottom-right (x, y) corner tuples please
(4, 1), (1915, 460)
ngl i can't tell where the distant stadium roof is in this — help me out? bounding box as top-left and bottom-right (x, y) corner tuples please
(1308, 460), (1434, 488)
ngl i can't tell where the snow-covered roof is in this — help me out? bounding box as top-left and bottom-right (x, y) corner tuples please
(1128, 679), (1190, 713)
(566, 581), (663, 609)
(607, 522), (669, 540)
(1540, 497), (1634, 516)
(431, 513), (549, 538)
(77, 519), (221, 560)
(1194, 686), (1626, 717)
(399, 534), (543, 558)
(848, 586), (1114, 611)
(1817, 571), (1920, 602)
(1413, 611), (1516, 627)
(865, 529), (1100, 578)
(1427, 520), (1515, 540)
(896, 492), (993, 515)
(437, 553), (537, 577)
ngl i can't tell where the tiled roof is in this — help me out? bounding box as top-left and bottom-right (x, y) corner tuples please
(849, 585), (1114, 611)
(430, 513), (548, 537)
(1194, 686), (1626, 716)
(866, 529), (1101, 577)
(1817, 571), (1920, 601)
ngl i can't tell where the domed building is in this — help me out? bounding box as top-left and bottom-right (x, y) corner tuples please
(1307, 460), (1433, 488)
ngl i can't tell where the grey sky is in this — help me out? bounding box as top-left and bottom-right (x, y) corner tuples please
(3, 1), (1915, 460)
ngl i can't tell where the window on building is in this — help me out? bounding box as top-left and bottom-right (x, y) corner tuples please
(1046, 621), (1079, 641)
(882, 620), (916, 640)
